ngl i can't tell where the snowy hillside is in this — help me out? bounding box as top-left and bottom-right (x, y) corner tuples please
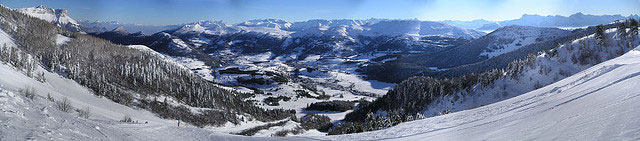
(17, 5), (82, 32)
(0, 27), (201, 139)
(318, 44), (640, 140)
(0, 55), (308, 140)
(479, 25), (571, 58)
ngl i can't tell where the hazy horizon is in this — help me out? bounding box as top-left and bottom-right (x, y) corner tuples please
(2, 0), (639, 26)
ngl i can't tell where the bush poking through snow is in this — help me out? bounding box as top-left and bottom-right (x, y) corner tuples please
(76, 107), (91, 119)
(35, 72), (46, 83)
(46, 93), (54, 102)
(56, 97), (73, 112)
(20, 86), (37, 100)
(120, 115), (133, 123)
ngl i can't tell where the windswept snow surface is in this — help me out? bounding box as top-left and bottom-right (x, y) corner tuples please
(315, 46), (640, 140)
(0, 28), (16, 48)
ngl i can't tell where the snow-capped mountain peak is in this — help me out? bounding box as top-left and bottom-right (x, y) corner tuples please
(174, 20), (239, 35)
(111, 26), (128, 33)
(237, 19), (292, 30)
(17, 5), (82, 32)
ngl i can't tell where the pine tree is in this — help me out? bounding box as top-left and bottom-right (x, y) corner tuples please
(595, 24), (606, 45)
(629, 18), (639, 36)
(617, 22), (627, 38)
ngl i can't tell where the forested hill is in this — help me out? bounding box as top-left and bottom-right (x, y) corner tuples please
(0, 5), (293, 127)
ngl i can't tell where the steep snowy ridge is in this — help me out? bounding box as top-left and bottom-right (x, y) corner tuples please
(479, 25), (572, 58)
(17, 5), (82, 32)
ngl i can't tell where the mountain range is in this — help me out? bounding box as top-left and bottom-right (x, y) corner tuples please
(444, 12), (640, 31)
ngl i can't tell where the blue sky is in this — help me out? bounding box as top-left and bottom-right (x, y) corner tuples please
(2, 0), (639, 25)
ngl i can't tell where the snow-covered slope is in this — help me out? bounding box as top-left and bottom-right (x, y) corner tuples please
(0, 29), (205, 139)
(319, 44), (640, 140)
(417, 27), (639, 118)
(0, 59), (307, 140)
(17, 5), (82, 32)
